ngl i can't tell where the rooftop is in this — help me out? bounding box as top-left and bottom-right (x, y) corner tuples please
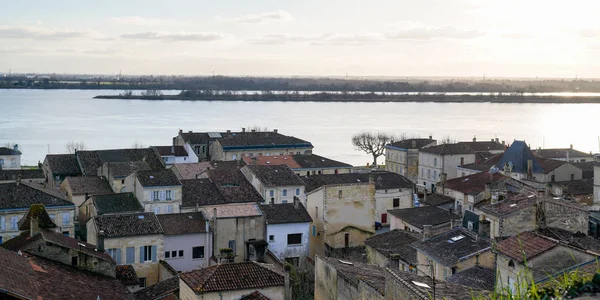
(217, 131), (313, 150)
(116, 265), (139, 286)
(536, 227), (600, 253)
(475, 193), (538, 217)
(458, 140), (505, 153)
(63, 176), (113, 195)
(0, 169), (44, 181)
(157, 212), (208, 235)
(153, 145), (188, 157)
(133, 276), (179, 300)
(179, 131), (212, 145)
(420, 193), (455, 207)
(242, 153), (353, 170)
(181, 178), (228, 208)
(92, 193), (144, 215)
(552, 179), (595, 196)
(319, 256), (386, 295)
(446, 266), (495, 291)
(386, 138), (437, 150)
(537, 157), (567, 173)
(0, 182), (74, 211)
(419, 143), (475, 155)
(364, 229), (420, 265)
(180, 261), (284, 294)
(173, 161), (246, 180)
(259, 203), (313, 224)
(202, 203), (262, 219)
(17, 204), (57, 231)
(412, 228), (491, 267)
(303, 171), (412, 193)
(388, 206), (459, 229)
(76, 148), (164, 176)
(536, 148), (594, 159)
(443, 172), (508, 196)
(495, 140), (544, 173)
(0, 147), (21, 155)
(45, 154), (81, 176)
(494, 231), (558, 263)
(207, 168), (264, 203)
(240, 291), (270, 300)
(244, 164), (305, 187)
(94, 212), (164, 238)
(104, 161), (151, 178)
(458, 153), (504, 172)
(136, 169), (181, 187)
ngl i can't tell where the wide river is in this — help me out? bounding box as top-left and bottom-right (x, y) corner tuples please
(1, 89), (599, 166)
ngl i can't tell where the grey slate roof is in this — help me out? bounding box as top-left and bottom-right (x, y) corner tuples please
(0, 147), (21, 155)
(94, 212), (164, 237)
(153, 145), (188, 157)
(207, 169), (264, 203)
(458, 141), (505, 153)
(388, 206), (459, 229)
(552, 179), (594, 196)
(259, 203), (313, 224)
(537, 227), (600, 252)
(104, 161), (151, 178)
(412, 228), (491, 267)
(446, 266), (496, 291)
(157, 212), (207, 235)
(386, 138), (437, 150)
(303, 171), (412, 193)
(370, 171), (414, 190)
(45, 154), (81, 176)
(364, 229), (420, 265)
(218, 131), (313, 149)
(421, 193), (455, 207)
(0, 182), (73, 210)
(77, 148), (165, 176)
(64, 176), (113, 195)
(0, 169), (44, 181)
(136, 169), (181, 187)
(92, 193), (143, 215)
(292, 154), (352, 169)
(181, 178), (227, 208)
(319, 257), (386, 295)
(133, 276), (179, 300)
(495, 140), (544, 173)
(180, 132), (211, 145)
(245, 165), (305, 187)
(419, 143), (475, 155)
(536, 148), (594, 159)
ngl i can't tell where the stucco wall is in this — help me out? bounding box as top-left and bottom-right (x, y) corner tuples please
(103, 234), (164, 286)
(0, 154), (20, 170)
(164, 233), (211, 272)
(267, 222), (310, 261)
(544, 200), (589, 234)
(0, 207), (75, 243)
(375, 188), (413, 224)
(417, 249), (494, 281)
(213, 216), (266, 262)
(314, 256), (338, 300)
(307, 189), (325, 258)
(135, 179), (182, 215)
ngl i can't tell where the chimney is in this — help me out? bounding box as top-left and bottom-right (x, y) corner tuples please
(13, 144), (18, 152)
(423, 189), (427, 205)
(196, 203), (199, 212)
(491, 139), (494, 142)
(242, 128), (246, 133)
(171, 146), (175, 154)
(284, 264), (292, 300)
(179, 129), (182, 134)
(473, 137), (476, 142)
(429, 135), (432, 140)
(484, 183), (491, 200)
(495, 138), (499, 143)
(527, 159), (533, 179)
(274, 129), (278, 133)
(188, 131), (192, 134)
(389, 253), (400, 270)
(251, 129), (256, 133)
(422, 225), (433, 241)
(502, 140), (506, 146)
(570, 144), (573, 149)
(30, 217), (40, 237)
(491, 192), (499, 205)
(85, 193), (89, 200)
(293, 196), (300, 209)
(270, 197), (275, 205)
(566, 150), (570, 162)
(97, 230), (105, 252)
(212, 208), (218, 258)
(227, 130), (231, 134)
(412, 140), (417, 148)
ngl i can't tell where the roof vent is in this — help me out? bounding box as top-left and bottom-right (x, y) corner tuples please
(448, 235), (465, 243)
(338, 260), (353, 265)
(138, 215), (145, 219)
(412, 281), (431, 289)
(509, 204), (517, 207)
(266, 161), (271, 164)
(188, 215), (193, 219)
(283, 157), (288, 160)
(149, 176), (154, 179)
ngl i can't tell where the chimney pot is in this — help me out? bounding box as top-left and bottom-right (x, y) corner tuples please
(227, 130), (231, 133)
(422, 225), (433, 241)
(242, 128), (246, 133)
(13, 144), (18, 152)
(274, 129), (278, 133)
(491, 139), (494, 142)
(495, 138), (499, 143)
(188, 131), (192, 134)
(473, 137), (477, 142)
(251, 129), (256, 132)
(429, 135), (432, 140)
(570, 144), (573, 149)
(171, 146), (175, 154)
(179, 129), (182, 134)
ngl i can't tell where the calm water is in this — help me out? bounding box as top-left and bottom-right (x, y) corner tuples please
(1, 89), (599, 166)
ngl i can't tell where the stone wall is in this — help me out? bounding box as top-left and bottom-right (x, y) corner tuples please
(544, 199), (589, 234)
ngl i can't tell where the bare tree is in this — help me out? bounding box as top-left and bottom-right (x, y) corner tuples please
(131, 141), (145, 149)
(65, 141), (86, 154)
(351, 132), (393, 166)
(439, 136), (458, 144)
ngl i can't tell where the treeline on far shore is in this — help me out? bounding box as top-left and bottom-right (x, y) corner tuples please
(93, 90), (600, 103)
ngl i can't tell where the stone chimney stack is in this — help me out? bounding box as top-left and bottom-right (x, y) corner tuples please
(422, 225), (432, 241)
(179, 129), (183, 134)
(473, 137), (477, 142)
(171, 146), (175, 154)
(274, 129), (278, 133)
(13, 144), (18, 152)
(30, 217), (40, 237)
(242, 128), (246, 133)
(570, 144), (573, 149)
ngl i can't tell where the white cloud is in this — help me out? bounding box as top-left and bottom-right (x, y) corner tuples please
(384, 23), (483, 40)
(217, 10), (293, 24)
(0, 25), (89, 40)
(248, 33), (382, 46)
(84, 48), (123, 55)
(110, 16), (178, 26)
(119, 31), (224, 42)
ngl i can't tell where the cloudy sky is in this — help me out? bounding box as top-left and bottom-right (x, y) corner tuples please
(2, 0), (600, 77)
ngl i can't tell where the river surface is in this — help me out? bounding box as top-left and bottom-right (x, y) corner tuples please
(1, 89), (599, 166)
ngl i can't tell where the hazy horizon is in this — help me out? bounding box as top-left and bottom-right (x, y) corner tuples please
(3, 0), (600, 77)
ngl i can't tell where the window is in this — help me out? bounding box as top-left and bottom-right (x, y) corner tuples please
(443, 268), (448, 279)
(281, 200), (288, 204)
(142, 246), (153, 262)
(232, 154), (237, 160)
(167, 205), (172, 213)
(121, 179), (125, 184)
(287, 233), (302, 245)
(192, 246), (205, 259)
(179, 250), (184, 257)
(62, 231), (69, 236)
(570, 174), (575, 180)
(269, 235), (275, 242)
(344, 233), (350, 248)
(393, 198), (400, 208)
(171, 250), (177, 257)
(551, 175), (555, 182)
(295, 188), (300, 195)
(107, 248), (120, 264)
(0, 216), (4, 231)
(153, 206), (160, 214)
(10, 216), (18, 230)
(0, 159), (3, 165)
(434, 157), (437, 166)
(228, 240), (236, 254)
(315, 206), (319, 219)
(433, 171), (437, 179)
(152, 191), (159, 201)
(126, 247), (135, 264)
(138, 278), (147, 288)
(427, 169), (431, 179)
(460, 157), (464, 165)
(270, 190), (274, 197)
(282, 189), (287, 197)
(165, 251), (171, 258)
(166, 190), (172, 200)
(61, 212), (70, 226)
(338, 190), (342, 199)
(381, 213), (387, 223)
(313, 225), (316, 236)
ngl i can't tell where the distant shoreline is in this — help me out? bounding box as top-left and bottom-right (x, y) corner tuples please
(94, 94), (600, 104)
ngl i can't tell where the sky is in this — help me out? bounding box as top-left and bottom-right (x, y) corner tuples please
(2, 0), (600, 77)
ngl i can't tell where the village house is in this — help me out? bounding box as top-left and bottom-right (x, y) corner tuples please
(418, 143), (476, 192)
(99, 161), (151, 193)
(303, 173), (376, 258)
(209, 129), (314, 161)
(535, 145), (596, 163)
(259, 199), (312, 265)
(315, 256), (386, 300)
(385, 137), (437, 182)
(43, 154), (82, 186)
(458, 138), (506, 155)
(0, 246), (132, 299)
(79, 192), (144, 235)
(60, 176), (114, 208)
(388, 205), (459, 235)
(201, 203), (266, 263)
(2, 204), (116, 278)
(456, 154), (503, 178)
(241, 164), (306, 205)
(411, 227), (494, 281)
(173, 130), (213, 162)
(0, 145), (21, 170)
(370, 171), (415, 226)
(572, 161), (596, 179)
(473, 192), (540, 239)
(0, 181), (76, 242)
(87, 212), (165, 288)
(438, 172), (509, 215)
(242, 153), (353, 176)
(179, 261), (286, 300)
(133, 169), (183, 214)
(446, 265), (496, 291)
(551, 178), (595, 205)
(365, 229), (420, 272)
(156, 212), (211, 272)
(153, 145), (196, 165)
(494, 231), (598, 295)
(133, 276), (180, 300)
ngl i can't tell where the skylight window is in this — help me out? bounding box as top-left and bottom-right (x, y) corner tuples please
(138, 215), (145, 219)
(339, 260), (353, 265)
(509, 204), (517, 207)
(450, 235), (464, 242)
(412, 281), (431, 288)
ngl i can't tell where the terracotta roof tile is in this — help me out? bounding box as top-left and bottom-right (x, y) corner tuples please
(443, 172), (508, 196)
(202, 203), (262, 219)
(240, 290), (271, 300)
(116, 265), (139, 285)
(94, 212), (164, 237)
(133, 276), (179, 300)
(157, 212), (207, 235)
(494, 232), (558, 263)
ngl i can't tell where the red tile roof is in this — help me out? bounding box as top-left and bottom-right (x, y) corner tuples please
(494, 232), (558, 263)
(180, 261), (284, 293)
(242, 155), (301, 169)
(443, 172), (508, 195)
(240, 291), (271, 300)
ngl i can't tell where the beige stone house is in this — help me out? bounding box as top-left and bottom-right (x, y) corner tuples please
(388, 205), (458, 235)
(474, 193), (540, 239)
(133, 169), (182, 214)
(364, 229), (420, 272)
(385, 137), (436, 182)
(79, 192), (144, 231)
(438, 171), (509, 215)
(418, 143), (476, 192)
(87, 212), (165, 288)
(240, 164), (306, 205)
(60, 176), (114, 208)
(315, 256), (385, 300)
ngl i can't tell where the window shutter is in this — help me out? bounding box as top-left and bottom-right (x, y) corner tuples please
(150, 192), (154, 201)
(151, 245), (157, 262)
(167, 205), (172, 213)
(126, 247), (134, 264)
(173, 190), (176, 200)
(62, 212), (70, 226)
(116, 248), (122, 265)
(139, 247), (144, 263)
